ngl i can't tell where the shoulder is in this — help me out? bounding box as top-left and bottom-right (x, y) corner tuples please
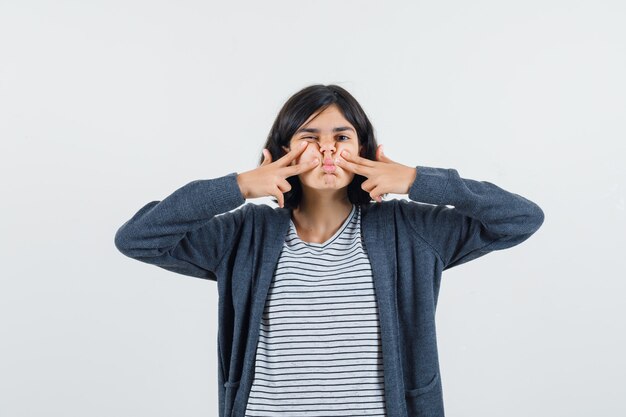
(360, 198), (430, 217)
(378, 198), (440, 242)
(232, 202), (290, 223)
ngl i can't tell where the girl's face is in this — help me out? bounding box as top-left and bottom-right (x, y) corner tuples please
(282, 104), (363, 190)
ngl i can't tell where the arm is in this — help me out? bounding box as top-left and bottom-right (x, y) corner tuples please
(113, 172), (247, 280)
(398, 166), (544, 270)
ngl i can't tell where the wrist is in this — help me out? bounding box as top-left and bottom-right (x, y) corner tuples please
(404, 166), (418, 194)
(236, 173), (249, 199)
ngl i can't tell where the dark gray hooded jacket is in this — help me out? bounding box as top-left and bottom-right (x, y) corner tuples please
(114, 165), (544, 417)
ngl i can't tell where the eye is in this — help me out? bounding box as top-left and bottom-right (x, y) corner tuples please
(302, 136), (350, 141)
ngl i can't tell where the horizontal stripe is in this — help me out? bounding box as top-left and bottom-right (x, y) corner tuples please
(245, 205), (387, 416)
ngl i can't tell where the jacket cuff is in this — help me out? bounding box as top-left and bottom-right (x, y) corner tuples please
(192, 172), (246, 215)
(407, 166), (451, 205)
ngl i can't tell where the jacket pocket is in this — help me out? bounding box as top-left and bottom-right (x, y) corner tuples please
(223, 379), (240, 417)
(405, 372), (444, 417)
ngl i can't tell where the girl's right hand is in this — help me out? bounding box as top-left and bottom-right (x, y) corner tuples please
(236, 142), (319, 208)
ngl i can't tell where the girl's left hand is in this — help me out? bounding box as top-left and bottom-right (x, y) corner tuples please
(335, 144), (418, 203)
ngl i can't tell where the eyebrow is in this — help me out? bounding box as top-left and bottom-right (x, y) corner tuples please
(296, 126), (356, 135)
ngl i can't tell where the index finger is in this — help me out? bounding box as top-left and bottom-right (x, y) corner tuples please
(277, 141), (309, 167)
(339, 149), (375, 168)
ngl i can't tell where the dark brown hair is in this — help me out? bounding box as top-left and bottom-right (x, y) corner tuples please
(259, 84), (379, 209)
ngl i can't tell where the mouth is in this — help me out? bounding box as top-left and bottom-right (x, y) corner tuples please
(322, 165), (337, 173)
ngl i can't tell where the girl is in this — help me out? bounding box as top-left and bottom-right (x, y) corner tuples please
(115, 84), (544, 417)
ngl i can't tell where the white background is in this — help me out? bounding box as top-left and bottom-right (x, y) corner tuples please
(1, 1), (624, 416)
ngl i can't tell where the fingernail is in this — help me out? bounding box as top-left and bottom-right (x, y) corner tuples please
(300, 142), (307, 148)
(341, 150), (349, 156)
(380, 145), (384, 154)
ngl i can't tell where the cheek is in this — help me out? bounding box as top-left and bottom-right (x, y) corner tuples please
(340, 142), (358, 153)
(294, 146), (319, 164)
(304, 146), (320, 159)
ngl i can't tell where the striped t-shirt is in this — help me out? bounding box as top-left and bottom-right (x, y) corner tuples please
(244, 204), (387, 416)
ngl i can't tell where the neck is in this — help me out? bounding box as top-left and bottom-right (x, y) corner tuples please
(291, 186), (353, 235)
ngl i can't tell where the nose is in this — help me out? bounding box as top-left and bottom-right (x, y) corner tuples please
(318, 141), (337, 155)
(317, 142), (341, 166)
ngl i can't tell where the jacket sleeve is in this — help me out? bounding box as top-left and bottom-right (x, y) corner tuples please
(398, 165), (544, 271)
(114, 172), (247, 280)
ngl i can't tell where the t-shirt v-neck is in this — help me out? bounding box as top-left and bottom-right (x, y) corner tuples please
(288, 204), (357, 248)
